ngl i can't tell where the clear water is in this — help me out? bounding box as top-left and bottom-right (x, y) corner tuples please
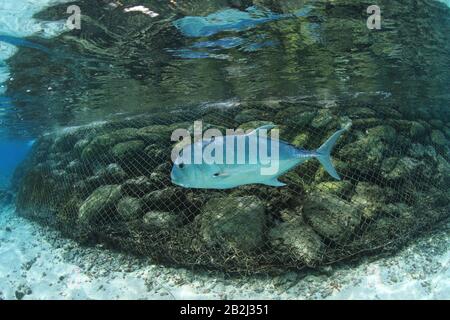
(0, 0), (449, 298)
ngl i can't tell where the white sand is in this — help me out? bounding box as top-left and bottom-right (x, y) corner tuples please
(0, 203), (449, 300)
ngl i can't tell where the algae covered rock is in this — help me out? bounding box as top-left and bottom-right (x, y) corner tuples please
(198, 196), (266, 252)
(381, 157), (422, 180)
(303, 192), (361, 242)
(143, 211), (181, 230)
(351, 182), (388, 219)
(311, 109), (335, 129)
(143, 187), (183, 210)
(112, 140), (145, 159)
(314, 181), (353, 198)
(430, 130), (447, 146)
(339, 125), (397, 171)
(78, 185), (122, 225)
(80, 128), (140, 160)
(234, 108), (270, 123)
(122, 176), (157, 197)
(269, 218), (324, 267)
(275, 108), (316, 128)
(137, 125), (173, 144)
(116, 196), (143, 221)
(95, 163), (128, 182)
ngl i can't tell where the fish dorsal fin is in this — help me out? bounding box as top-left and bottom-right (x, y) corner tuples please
(264, 178), (286, 187)
(247, 124), (276, 136)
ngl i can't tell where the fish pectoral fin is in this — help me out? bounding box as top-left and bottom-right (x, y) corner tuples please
(263, 178), (286, 187)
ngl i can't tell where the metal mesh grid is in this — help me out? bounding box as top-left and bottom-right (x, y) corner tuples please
(13, 101), (450, 273)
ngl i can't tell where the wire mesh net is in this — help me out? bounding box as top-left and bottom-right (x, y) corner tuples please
(12, 101), (450, 273)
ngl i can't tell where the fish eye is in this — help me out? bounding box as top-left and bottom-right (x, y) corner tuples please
(213, 172), (220, 177)
(178, 163), (184, 169)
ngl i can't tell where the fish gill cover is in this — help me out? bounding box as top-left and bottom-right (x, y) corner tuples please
(5, 0), (450, 273)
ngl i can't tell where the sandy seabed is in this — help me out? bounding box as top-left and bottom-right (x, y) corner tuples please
(0, 204), (449, 300)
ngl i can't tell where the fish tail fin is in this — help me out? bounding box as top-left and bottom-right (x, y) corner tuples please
(315, 124), (351, 180)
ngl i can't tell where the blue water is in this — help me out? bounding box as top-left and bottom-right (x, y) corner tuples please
(0, 139), (33, 188)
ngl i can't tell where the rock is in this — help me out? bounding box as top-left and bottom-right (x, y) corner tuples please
(122, 176), (157, 197)
(444, 126), (450, 139)
(351, 118), (384, 129)
(142, 187), (183, 210)
(361, 203), (415, 247)
(367, 125), (397, 142)
(346, 107), (376, 118)
(351, 182), (387, 219)
(52, 132), (78, 153)
(137, 125), (173, 144)
(430, 130), (447, 146)
(144, 144), (167, 162)
(111, 140), (145, 159)
(314, 181), (353, 198)
(116, 197), (143, 221)
(311, 109), (334, 129)
(81, 128), (140, 160)
(269, 218), (324, 267)
(409, 143), (436, 159)
(436, 155), (450, 186)
(303, 192), (361, 242)
(142, 211), (181, 230)
(81, 134), (116, 160)
(275, 108), (316, 128)
(291, 132), (310, 148)
(73, 138), (90, 155)
(94, 163), (128, 183)
(66, 160), (83, 173)
(339, 125), (396, 170)
(409, 121), (426, 139)
(198, 196), (266, 252)
(381, 157), (422, 180)
(78, 185), (122, 225)
(429, 119), (444, 129)
(15, 291), (25, 300)
(234, 108), (269, 123)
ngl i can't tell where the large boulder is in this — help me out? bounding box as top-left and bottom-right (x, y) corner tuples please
(142, 211), (181, 231)
(338, 125), (397, 171)
(143, 187), (183, 210)
(269, 218), (324, 267)
(198, 196), (266, 252)
(122, 176), (158, 197)
(78, 185), (122, 226)
(430, 130), (447, 146)
(111, 140), (145, 159)
(116, 196), (143, 221)
(303, 192), (361, 242)
(381, 157), (422, 180)
(351, 182), (389, 219)
(81, 128), (140, 160)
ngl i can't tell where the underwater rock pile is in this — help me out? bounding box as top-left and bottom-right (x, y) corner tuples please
(14, 102), (450, 273)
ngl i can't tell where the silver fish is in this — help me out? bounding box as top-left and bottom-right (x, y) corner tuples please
(171, 124), (350, 189)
